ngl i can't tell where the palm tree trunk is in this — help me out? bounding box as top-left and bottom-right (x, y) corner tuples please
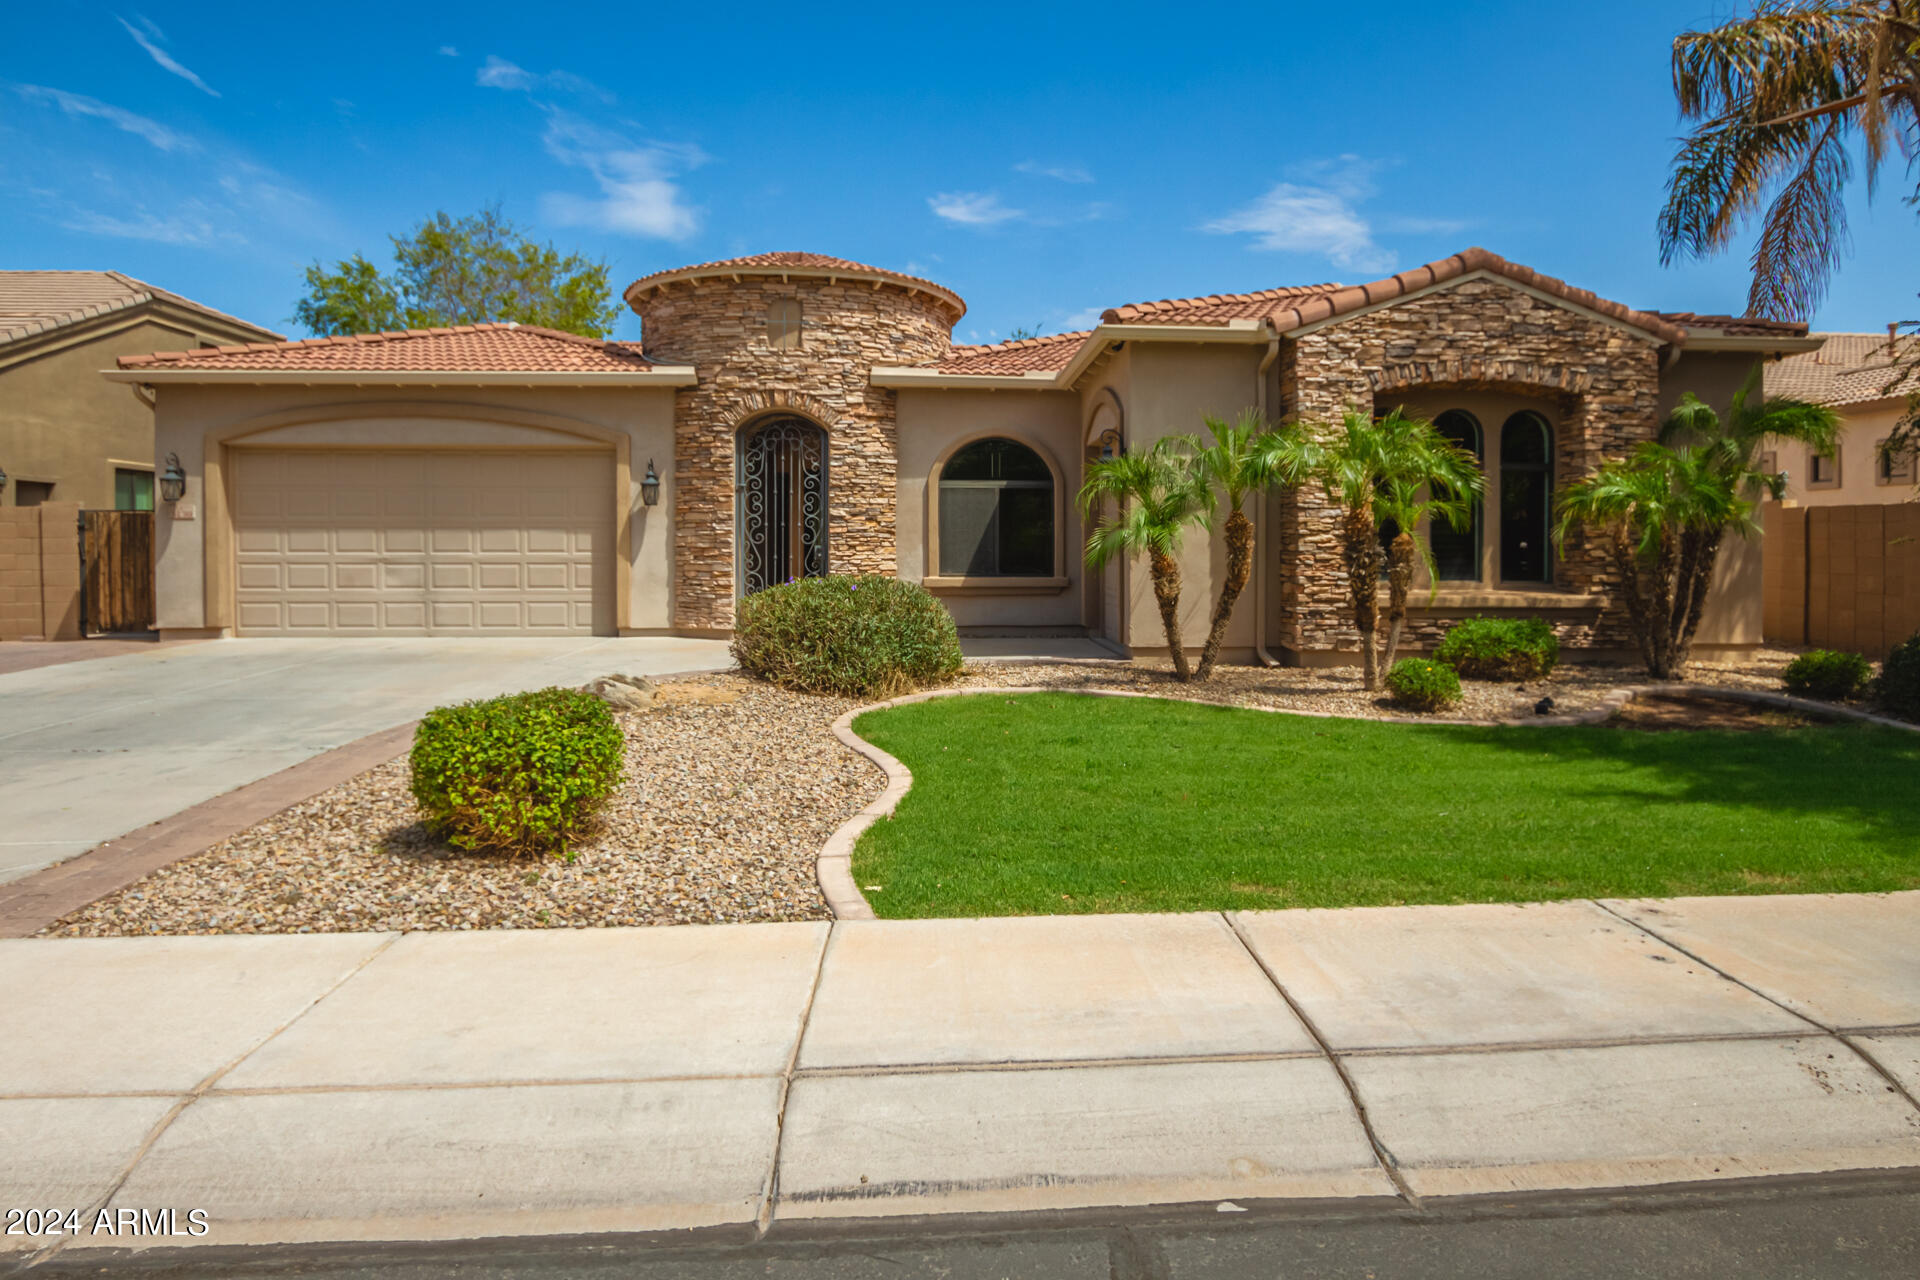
(1194, 507), (1253, 682)
(1149, 549), (1190, 682)
(1668, 527), (1724, 678)
(1381, 530), (1417, 674)
(1647, 531), (1683, 679)
(1342, 508), (1384, 691)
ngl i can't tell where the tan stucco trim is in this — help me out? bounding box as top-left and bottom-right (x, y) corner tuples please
(199, 400), (634, 633)
(1287, 271), (1672, 346)
(108, 367), (697, 387)
(1682, 333), (1825, 353)
(923, 430), (1069, 588)
(870, 321), (1268, 393)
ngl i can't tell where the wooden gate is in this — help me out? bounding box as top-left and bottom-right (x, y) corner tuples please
(81, 510), (156, 634)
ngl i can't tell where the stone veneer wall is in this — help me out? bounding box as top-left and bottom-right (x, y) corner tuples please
(635, 278), (955, 629)
(1274, 277), (1663, 655)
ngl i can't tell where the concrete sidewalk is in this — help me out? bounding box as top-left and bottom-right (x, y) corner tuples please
(3, 894), (1917, 1261)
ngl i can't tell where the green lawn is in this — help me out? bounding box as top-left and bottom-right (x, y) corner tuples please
(850, 693), (1920, 917)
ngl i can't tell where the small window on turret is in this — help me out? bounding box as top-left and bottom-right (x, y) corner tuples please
(767, 299), (802, 350)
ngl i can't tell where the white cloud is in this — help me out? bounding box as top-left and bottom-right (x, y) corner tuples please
(13, 84), (196, 152)
(537, 111), (702, 240)
(1015, 160), (1093, 184)
(62, 205), (219, 245)
(439, 45), (460, 57)
(476, 56), (612, 102)
(929, 191), (1023, 226)
(117, 15), (219, 97)
(1204, 155), (1399, 273)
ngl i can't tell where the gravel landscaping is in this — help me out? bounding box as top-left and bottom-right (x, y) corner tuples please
(41, 648), (1815, 937)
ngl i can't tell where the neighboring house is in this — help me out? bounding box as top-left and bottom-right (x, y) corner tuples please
(0, 271), (280, 511)
(1763, 330), (1919, 502)
(113, 248), (1815, 661)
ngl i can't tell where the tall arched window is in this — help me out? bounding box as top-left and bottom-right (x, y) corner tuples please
(767, 299), (802, 350)
(938, 438), (1054, 577)
(1430, 410), (1483, 580)
(1499, 412), (1553, 583)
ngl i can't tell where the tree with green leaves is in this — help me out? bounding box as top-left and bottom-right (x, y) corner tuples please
(1079, 439), (1211, 682)
(1272, 409), (1485, 692)
(1560, 376), (1837, 679)
(293, 208), (621, 338)
(1659, 0), (1920, 321)
(1183, 412), (1303, 681)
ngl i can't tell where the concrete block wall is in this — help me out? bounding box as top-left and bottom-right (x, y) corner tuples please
(1763, 501), (1920, 658)
(0, 502), (83, 641)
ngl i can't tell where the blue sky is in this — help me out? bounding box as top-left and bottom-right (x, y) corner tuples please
(4, 2), (1915, 346)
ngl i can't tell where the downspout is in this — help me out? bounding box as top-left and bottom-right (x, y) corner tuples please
(1252, 334), (1282, 667)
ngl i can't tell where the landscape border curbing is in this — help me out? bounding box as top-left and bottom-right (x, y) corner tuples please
(816, 681), (1920, 920)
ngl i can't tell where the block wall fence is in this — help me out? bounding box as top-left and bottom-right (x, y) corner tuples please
(0, 502), (83, 641)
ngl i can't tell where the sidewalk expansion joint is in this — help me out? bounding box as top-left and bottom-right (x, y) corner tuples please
(1591, 899), (1920, 1118)
(1220, 911), (1422, 1209)
(755, 918), (836, 1239)
(19, 930), (403, 1272)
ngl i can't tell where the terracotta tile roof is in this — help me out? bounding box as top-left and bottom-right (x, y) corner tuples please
(935, 329), (1091, 374)
(115, 323), (654, 373)
(1653, 310), (1810, 338)
(1102, 283), (1342, 326)
(626, 252), (966, 318)
(1766, 332), (1920, 407)
(0, 269), (280, 347)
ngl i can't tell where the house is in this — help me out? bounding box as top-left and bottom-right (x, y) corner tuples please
(112, 248), (1817, 662)
(1763, 330), (1919, 502)
(1, 272), (281, 510)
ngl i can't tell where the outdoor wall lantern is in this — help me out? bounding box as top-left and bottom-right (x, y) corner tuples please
(159, 453), (187, 504)
(0, 463), (8, 497)
(641, 459), (661, 507)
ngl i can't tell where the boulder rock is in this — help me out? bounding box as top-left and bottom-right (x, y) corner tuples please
(583, 676), (658, 712)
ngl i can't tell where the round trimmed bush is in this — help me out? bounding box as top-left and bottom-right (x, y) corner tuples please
(1387, 657), (1462, 713)
(1875, 631), (1920, 720)
(1432, 616), (1561, 681)
(732, 574), (964, 699)
(409, 687), (624, 856)
(1781, 648), (1872, 701)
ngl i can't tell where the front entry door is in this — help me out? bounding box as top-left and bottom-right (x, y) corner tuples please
(738, 416), (828, 595)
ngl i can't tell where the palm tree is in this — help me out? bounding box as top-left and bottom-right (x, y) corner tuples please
(1660, 1), (1920, 320)
(1374, 438), (1483, 674)
(1557, 445), (1750, 679)
(1184, 411), (1304, 682)
(1079, 439), (1211, 682)
(1275, 410), (1484, 692)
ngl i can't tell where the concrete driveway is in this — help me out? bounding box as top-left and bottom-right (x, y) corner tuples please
(0, 637), (731, 884)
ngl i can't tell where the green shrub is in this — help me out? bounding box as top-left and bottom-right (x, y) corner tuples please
(1874, 631), (1920, 720)
(733, 574), (964, 698)
(409, 687), (624, 856)
(1781, 648), (1872, 701)
(1387, 658), (1462, 712)
(1432, 616), (1561, 680)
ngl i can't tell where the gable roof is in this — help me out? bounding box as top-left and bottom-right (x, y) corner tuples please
(1766, 332), (1920, 407)
(0, 270), (280, 347)
(1102, 283), (1342, 327)
(110, 323), (696, 386)
(936, 329), (1091, 375)
(625, 251), (966, 321)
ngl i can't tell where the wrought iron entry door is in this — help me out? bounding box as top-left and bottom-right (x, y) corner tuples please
(738, 416), (828, 594)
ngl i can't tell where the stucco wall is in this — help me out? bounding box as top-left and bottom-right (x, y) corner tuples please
(894, 388), (1084, 628)
(1771, 399), (1916, 506)
(1, 316), (263, 510)
(148, 384), (677, 634)
(633, 276), (956, 629)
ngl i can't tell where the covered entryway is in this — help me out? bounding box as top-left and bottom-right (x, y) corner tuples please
(231, 449), (614, 636)
(737, 416), (828, 595)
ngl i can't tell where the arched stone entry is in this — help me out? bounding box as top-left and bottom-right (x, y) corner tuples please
(737, 416), (828, 595)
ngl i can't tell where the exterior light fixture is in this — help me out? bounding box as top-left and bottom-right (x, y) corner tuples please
(640, 459), (661, 507)
(159, 453), (187, 504)
(0, 463), (8, 497)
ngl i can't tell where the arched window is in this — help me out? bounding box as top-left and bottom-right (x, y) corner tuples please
(938, 438), (1054, 577)
(767, 299), (802, 350)
(1499, 412), (1553, 583)
(1430, 410), (1483, 581)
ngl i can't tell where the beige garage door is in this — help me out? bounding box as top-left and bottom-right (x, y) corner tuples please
(232, 449), (613, 636)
